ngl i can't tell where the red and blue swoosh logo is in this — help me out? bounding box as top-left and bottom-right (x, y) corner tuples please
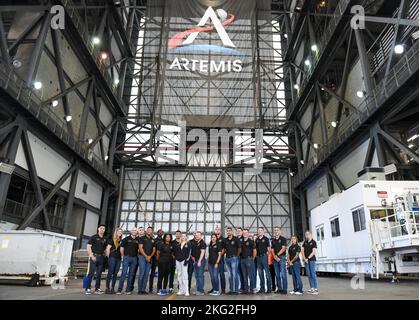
(168, 13), (242, 56)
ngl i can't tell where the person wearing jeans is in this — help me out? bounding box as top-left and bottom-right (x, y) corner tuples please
(105, 227), (123, 294)
(288, 235), (303, 295)
(215, 226), (226, 294)
(190, 231), (207, 295)
(271, 226), (288, 294)
(174, 233), (191, 296)
(169, 231), (182, 292)
(302, 230), (319, 295)
(239, 229), (256, 294)
(117, 228), (139, 295)
(208, 234), (223, 296)
(255, 227), (272, 294)
(224, 227), (241, 294)
(138, 227), (156, 294)
(85, 224), (107, 295)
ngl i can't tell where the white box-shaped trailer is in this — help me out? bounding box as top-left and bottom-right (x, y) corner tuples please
(0, 230), (76, 284)
(310, 180), (419, 277)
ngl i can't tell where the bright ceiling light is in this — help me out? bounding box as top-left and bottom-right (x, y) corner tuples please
(305, 59), (311, 66)
(407, 134), (418, 142)
(311, 44), (318, 52)
(65, 115), (72, 122)
(51, 100), (59, 108)
(87, 138), (93, 144)
(33, 81), (43, 90)
(331, 121), (338, 128)
(408, 144), (414, 148)
(284, 34), (288, 39)
(394, 44), (404, 54)
(92, 37), (101, 45)
(294, 84), (300, 90)
(101, 52), (109, 60)
(105, 156), (109, 161)
(356, 90), (365, 98)
(313, 143), (319, 149)
(114, 78), (120, 85)
(300, 160), (305, 165)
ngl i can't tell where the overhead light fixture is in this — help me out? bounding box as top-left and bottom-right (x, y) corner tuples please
(284, 34), (288, 39)
(87, 138), (93, 145)
(412, 30), (419, 40)
(356, 90), (365, 98)
(92, 37), (101, 45)
(51, 100), (59, 108)
(408, 144), (414, 148)
(313, 143), (319, 149)
(294, 84), (300, 90)
(331, 121), (338, 128)
(289, 172), (294, 177)
(304, 59), (311, 66)
(300, 160), (305, 165)
(407, 134), (418, 142)
(33, 81), (43, 90)
(311, 44), (318, 52)
(114, 78), (120, 86)
(101, 52), (109, 60)
(105, 156), (109, 161)
(65, 115), (72, 122)
(394, 44), (405, 55)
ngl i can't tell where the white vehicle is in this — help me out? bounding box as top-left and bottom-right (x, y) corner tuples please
(310, 179), (419, 279)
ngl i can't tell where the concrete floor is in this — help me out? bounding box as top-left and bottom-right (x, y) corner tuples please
(0, 274), (419, 300)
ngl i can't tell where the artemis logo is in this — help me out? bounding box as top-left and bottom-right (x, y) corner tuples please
(168, 6), (243, 74)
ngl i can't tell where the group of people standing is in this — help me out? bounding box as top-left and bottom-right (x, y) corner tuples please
(85, 224), (319, 296)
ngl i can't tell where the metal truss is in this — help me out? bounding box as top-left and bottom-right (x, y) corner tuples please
(283, 0), (419, 228)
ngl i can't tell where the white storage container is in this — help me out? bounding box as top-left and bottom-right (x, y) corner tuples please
(0, 230), (76, 284)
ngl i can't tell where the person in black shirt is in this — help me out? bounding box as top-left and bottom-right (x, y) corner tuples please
(105, 227), (123, 294)
(240, 229), (256, 294)
(271, 226), (288, 294)
(208, 234), (223, 296)
(288, 235), (303, 295)
(168, 230), (181, 292)
(137, 227), (156, 294)
(224, 227), (241, 294)
(236, 227), (244, 292)
(255, 227), (272, 293)
(149, 229), (163, 293)
(117, 227), (139, 294)
(302, 230), (319, 295)
(190, 231), (207, 295)
(85, 224), (107, 295)
(174, 233), (191, 296)
(156, 234), (174, 295)
(214, 225), (226, 294)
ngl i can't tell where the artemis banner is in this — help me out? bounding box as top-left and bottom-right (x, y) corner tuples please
(138, 0), (278, 128)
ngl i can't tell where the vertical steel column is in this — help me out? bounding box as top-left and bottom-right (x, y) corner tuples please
(221, 170), (226, 234)
(26, 12), (51, 86)
(63, 163), (80, 234)
(316, 85), (328, 145)
(0, 126), (22, 220)
(0, 13), (11, 66)
(288, 168), (295, 236)
(354, 28), (375, 95)
(113, 164), (125, 230)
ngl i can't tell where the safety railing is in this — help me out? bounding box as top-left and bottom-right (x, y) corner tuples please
(60, 0), (124, 103)
(293, 39), (419, 187)
(289, 0), (352, 115)
(370, 211), (419, 250)
(0, 62), (118, 186)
